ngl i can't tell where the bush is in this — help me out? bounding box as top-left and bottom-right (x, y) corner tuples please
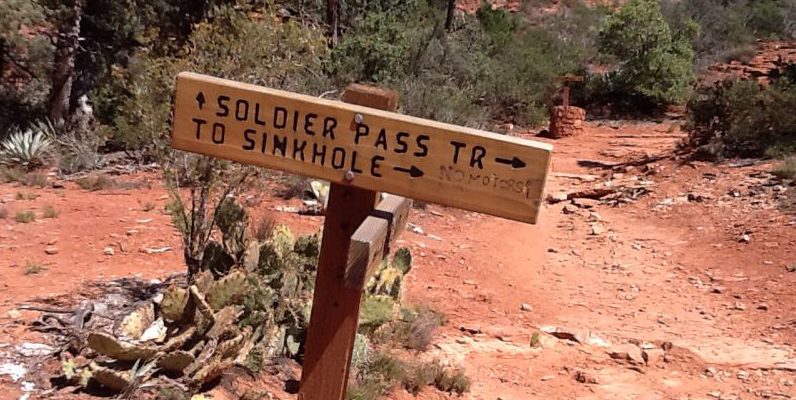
(662, 0), (796, 67)
(597, 0), (695, 107)
(15, 210), (35, 223)
(773, 156), (796, 180)
(685, 64), (796, 159)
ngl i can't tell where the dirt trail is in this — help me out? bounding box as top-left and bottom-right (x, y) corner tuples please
(399, 122), (796, 399)
(0, 121), (794, 399)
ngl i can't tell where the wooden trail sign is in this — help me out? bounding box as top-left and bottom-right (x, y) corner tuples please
(172, 72), (552, 223)
(171, 72), (554, 400)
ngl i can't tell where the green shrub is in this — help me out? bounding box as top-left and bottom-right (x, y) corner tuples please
(685, 65), (796, 159)
(15, 210), (35, 223)
(597, 0), (695, 106)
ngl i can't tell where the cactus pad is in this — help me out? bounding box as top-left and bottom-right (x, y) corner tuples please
(87, 332), (159, 361)
(117, 302), (155, 340)
(207, 269), (247, 310)
(158, 350), (195, 373)
(161, 286), (190, 323)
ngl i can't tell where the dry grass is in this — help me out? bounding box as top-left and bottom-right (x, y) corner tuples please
(251, 215), (276, 242)
(24, 261), (46, 275)
(42, 205), (59, 218)
(76, 174), (116, 191)
(773, 156), (796, 180)
(15, 191), (39, 201)
(15, 210), (35, 223)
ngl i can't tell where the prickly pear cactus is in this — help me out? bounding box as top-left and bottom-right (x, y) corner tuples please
(91, 364), (131, 391)
(194, 270), (214, 294)
(117, 302), (155, 340)
(87, 332), (158, 361)
(392, 247), (412, 274)
(272, 225), (295, 257)
(359, 295), (398, 329)
(161, 286), (189, 323)
(158, 350), (195, 372)
(207, 269), (247, 310)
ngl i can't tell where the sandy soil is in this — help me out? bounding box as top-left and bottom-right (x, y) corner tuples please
(0, 119), (794, 399)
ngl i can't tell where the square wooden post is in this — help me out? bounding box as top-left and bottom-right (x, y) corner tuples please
(298, 85), (399, 400)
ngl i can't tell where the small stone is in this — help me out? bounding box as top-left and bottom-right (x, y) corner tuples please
(540, 375), (555, 381)
(47, 238), (57, 245)
(608, 344), (645, 365)
(732, 302), (746, 311)
(459, 325), (481, 335)
(783, 379), (793, 387)
(520, 303), (533, 312)
(787, 264), (796, 273)
(642, 348), (665, 365)
(707, 392), (721, 399)
(739, 234), (751, 243)
(7, 309), (21, 319)
(590, 223), (604, 235)
(103, 246), (115, 256)
(44, 246), (58, 255)
(587, 212), (602, 222)
(757, 303), (769, 311)
(575, 370), (598, 384)
(463, 280), (477, 286)
(705, 367), (717, 377)
(126, 230), (138, 236)
(711, 286), (725, 294)
(736, 370), (749, 380)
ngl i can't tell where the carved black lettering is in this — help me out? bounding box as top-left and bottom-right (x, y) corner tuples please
(274, 107), (287, 128)
(273, 135), (287, 156)
(293, 139), (307, 161)
(350, 151), (363, 174)
(292, 110), (299, 132)
(216, 96), (230, 117)
(260, 132), (268, 153)
(371, 155), (384, 177)
(323, 117), (337, 139)
(414, 135), (430, 157)
(192, 118), (207, 139)
(235, 99), (249, 121)
(354, 123), (369, 144)
(212, 123), (225, 144)
(450, 141), (466, 164)
(331, 147), (346, 169)
(254, 103), (266, 126)
(312, 143), (327, 165)
(375, 129), (388, 150)
(242, 129), (256, 150)
(304, 113), (317, 136)
(395, 132), (409, 153)
(470, 146), (486, 169)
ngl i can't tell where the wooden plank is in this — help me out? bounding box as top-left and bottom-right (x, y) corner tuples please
(345, 194), (412, 290)
(297, 85), (398, 400)
(172, 72), (552, 223)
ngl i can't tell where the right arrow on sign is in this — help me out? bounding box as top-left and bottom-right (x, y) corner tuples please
(495, 156), (526, 169)
(393, 165), (424, 178)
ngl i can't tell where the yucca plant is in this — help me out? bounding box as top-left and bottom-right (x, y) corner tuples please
(0, 120), (55, 170)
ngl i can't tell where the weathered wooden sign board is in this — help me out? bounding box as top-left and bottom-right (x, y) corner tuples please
(170, 72), (553, 400)
(173, 72), (552, 223)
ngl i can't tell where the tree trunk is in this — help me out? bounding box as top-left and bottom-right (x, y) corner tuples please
(48, 0), (83, 128)
(327, 0), (339, 47)
(445, 0), (456, 31)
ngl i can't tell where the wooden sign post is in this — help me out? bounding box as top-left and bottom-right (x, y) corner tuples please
(170, 72), (553, 400)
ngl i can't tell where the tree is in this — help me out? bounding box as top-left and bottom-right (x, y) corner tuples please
(598, 0), (694, 104)
(47, 0), (84, 128)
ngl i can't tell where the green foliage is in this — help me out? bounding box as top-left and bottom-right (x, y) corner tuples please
(597, 0), (695, 106)
(112, 7), (329, 153)
(685, 64), (796, 159)
(0, 0), (53, 133)
(348, 352), (470, 399)
(662, 0), (796, 67)
(0, 121), (55, 170)
(15, 210), (35, 223)
(375, 305), (446, 351)
(0, 168), (46, 187)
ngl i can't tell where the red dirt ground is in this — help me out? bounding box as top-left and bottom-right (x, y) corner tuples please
(1, 118), (794, 399)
